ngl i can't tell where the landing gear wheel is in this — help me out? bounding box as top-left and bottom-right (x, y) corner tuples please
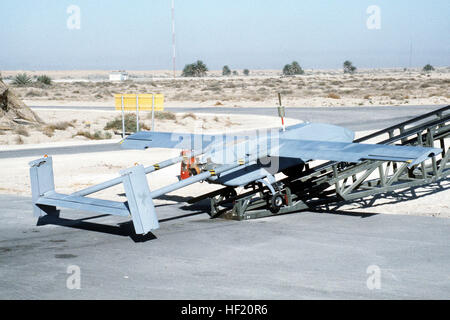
(270, 193), (284, 213)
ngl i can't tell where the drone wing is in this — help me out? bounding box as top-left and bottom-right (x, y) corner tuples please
(274, 139), (441, 167)
(120, 129), (275, 151)
(120, 131), (216, 150)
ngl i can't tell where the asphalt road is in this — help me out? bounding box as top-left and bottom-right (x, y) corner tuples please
(0, 104), (443, 159)
(31, 104), (444, 131)
(1, 194), (449, 299)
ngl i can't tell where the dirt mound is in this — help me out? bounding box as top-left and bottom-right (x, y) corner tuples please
(0, 79), (42, 130)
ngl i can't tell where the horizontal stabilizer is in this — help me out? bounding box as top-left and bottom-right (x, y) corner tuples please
(120, 131), (214, 150)
(36, 191), (130, 217)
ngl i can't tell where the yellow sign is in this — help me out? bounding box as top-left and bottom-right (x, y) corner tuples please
(114, 94), (164, 111)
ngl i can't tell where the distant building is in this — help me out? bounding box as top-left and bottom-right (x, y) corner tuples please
(109, 71), (129, 81)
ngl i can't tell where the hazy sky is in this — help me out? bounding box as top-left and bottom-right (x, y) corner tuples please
(1, 0), (449, 70)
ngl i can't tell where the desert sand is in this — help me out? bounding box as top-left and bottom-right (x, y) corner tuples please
(2, 67), (449, 109)
(0, 108), (299, 146)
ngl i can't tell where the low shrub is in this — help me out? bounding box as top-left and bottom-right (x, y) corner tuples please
(181, 113), (197, 120)
(327, 93), (341, 99)
(15, 135), (24, 144)
(36, 75), (52, 85)
(152, 111), (177, 120)
(42, 121), (75, 137)
(104, 113), (149, 132)
(73, 130), (112, 140)
(12, 73), (32, 86)
(15, 127), (29, 137)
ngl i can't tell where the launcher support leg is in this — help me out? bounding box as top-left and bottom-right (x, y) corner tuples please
(120, 165), (159, 235)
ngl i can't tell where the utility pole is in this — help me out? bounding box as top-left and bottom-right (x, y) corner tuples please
(409, 40), (413, 70)
(171, 0), (176, 78)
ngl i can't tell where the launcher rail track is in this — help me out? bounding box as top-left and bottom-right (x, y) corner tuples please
(209, 105), (450, 220)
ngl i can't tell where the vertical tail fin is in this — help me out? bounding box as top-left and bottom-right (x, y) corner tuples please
(29, 156), (56, 217)
(120, 165), (159, 234)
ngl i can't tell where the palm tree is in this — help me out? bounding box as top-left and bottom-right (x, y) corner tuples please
(222, 65), (231, 76)
(182, 60), (209, 77)
(195, 60), (208, 77)
(343, 61), (357, 74)
(12, 73), (32, 86)
(423, 64), (434, 72)
(283, 61), (304, 75)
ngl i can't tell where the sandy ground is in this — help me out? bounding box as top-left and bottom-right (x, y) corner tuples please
(3, 67), (449, 108)
(0, 108), (299, 146)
